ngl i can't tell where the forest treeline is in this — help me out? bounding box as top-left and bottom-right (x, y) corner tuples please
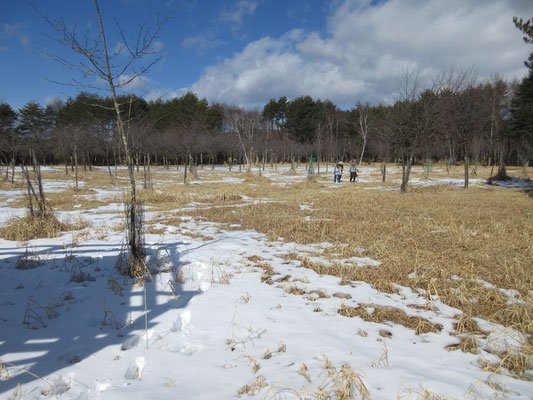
(0, 68), (532, 181)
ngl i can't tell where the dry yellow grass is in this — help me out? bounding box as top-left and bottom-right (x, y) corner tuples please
(338, 303), (443, 335)
(169, 174), (532, 341)
(0, 213), (91, 241)
(45, 187), (106, 211)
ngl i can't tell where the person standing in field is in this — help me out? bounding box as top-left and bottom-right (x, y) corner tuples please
(334, 162), (343, 182)
(349, 163), (358, 182)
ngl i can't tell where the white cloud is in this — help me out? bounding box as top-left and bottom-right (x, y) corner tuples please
(117, 74), (151, 92)
(189, 0), (531, 108)
(145, 88), (187, 102)
(43, 96), (60, 105)
(181, 34), (226, 54)
(1, 23), (30, 48)
(220, 0), (259, 35)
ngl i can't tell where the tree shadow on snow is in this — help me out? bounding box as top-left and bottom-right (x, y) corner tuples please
(0, 239), (198, 396)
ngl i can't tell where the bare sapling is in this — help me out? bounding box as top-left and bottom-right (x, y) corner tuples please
(20, 150), (47, 218)
(356, 100), (370, 168)
(36, 0), (171, 277)
(400, 155), (412, 192)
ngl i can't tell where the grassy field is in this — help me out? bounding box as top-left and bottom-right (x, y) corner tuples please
(1, 162), (532, 378)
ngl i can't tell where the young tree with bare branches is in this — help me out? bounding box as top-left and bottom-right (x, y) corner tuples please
(37, 0), (170, 276)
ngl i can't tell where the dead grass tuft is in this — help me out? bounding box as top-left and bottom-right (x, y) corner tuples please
(338, 303), (443, 335)
(379, 330), (392, 338)
(333, 292), (352, 299)
(145, 225), (167, 235)
(319, 357), (372, 400)
(246, 255), (264, 263)
(312, 289), (330, 298)
(453, 313), (485, 335)
(284, 285), (306, 295)
(298, 363), (312, 382)
(397, 384), (452, 399)
(0, 213), (90, 241)
(256, 262), (276, 285)
(238, 375), (267, 396)
(446, 336), (479, 354)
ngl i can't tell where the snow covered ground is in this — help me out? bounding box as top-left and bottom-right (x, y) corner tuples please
(0, 165), (531, 399)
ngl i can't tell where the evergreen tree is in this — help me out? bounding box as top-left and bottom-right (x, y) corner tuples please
(513, 17), (533, 70)
(285, 96), (321, 143)
(510, 16), (533, 168)
(0, 102), (18, 166)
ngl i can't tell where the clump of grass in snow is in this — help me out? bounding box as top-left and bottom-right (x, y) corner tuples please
(338, 303), (443, 335)
(241, 356), (371, 400)
(446, 336), (479, 354)
(238, 375), (267, 396)
(0, 213), (90, 241)
(453, 313), (485, 335)
(16, 247), (43, 270)
(397, 384), (451, 399)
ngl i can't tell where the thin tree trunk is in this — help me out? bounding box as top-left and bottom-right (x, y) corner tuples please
(464, 156), (469, 189)
(94, 0), (144, 275)
(21, 165), (34, 217)
(401, 156), (411, 193)
(32, 150), (46, 213)
(74, 149), (79, 191)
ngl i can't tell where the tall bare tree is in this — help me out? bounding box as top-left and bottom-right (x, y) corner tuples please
(37, 0), (170, 276)
(227, 107), (261, 172)
(388, 68), (429, 192)
(355, 101), (371, 167)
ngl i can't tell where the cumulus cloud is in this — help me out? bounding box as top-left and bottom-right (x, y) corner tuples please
(190, 0), (531, 108)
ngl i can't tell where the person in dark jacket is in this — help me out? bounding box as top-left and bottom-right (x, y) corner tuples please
(349, 163), (358, 182)
(334, 163), (343, 182)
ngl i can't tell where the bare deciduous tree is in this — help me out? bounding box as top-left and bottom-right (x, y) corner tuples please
(355, 101), (371, 168)
(37, 0), (170, 276)
(227, 107), (261, 172)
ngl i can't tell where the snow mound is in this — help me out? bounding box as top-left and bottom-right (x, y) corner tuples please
(484, 327), (527, 355)
(172, 310), (192, 332)
(125, 356), (146, 380)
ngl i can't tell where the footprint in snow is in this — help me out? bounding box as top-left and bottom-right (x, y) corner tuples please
(199, 281), (210, 292)
(74, 381), (111, 400)
(178, 343), (200, 355)
(121, 330), (154, 350)
(124, 356), (146, 380)
(41, 374), (71, 396)
(171, 310), (191, 332)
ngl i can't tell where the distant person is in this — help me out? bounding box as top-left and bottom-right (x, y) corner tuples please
(334, 162), (343, 182)
(349, 163), (358, 182)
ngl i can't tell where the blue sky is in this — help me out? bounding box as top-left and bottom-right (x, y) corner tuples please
(1, 0), (532, 111)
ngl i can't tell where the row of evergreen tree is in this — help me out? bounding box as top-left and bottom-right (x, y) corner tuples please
(1, 72), (530, 168)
